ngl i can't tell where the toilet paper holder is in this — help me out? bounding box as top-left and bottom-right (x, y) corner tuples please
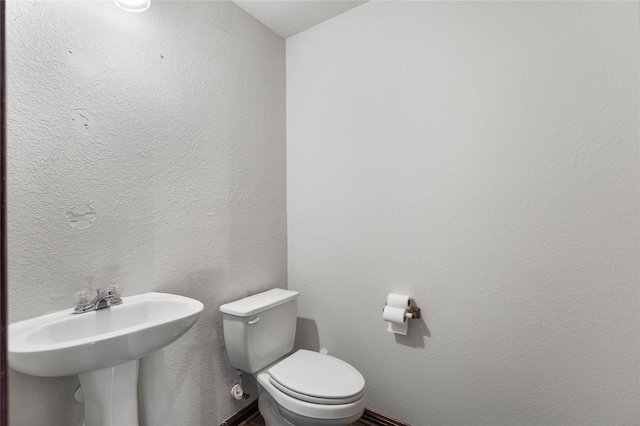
(383, 294), (420, 335)
(407, 305), (421, 319)
(383, 300), (421, 319)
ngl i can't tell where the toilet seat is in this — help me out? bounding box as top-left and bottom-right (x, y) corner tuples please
(268, 350), (365, 405)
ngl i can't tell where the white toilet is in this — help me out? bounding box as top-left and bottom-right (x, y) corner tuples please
(220, 288), (366, 426)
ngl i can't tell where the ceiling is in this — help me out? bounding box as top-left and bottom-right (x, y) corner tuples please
(232, 1), (368, 39)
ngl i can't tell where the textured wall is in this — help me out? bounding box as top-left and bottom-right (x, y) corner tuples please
(7, 1), (286, 425)
(287, 2), (639, 425)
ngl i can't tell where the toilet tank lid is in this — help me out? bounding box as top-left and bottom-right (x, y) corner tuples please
(220, 288), (299, 317)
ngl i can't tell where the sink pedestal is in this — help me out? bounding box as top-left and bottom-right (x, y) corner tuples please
(79, 360), (139, 426)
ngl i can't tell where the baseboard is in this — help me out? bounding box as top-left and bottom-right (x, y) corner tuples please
(219, 399), (260, 426)
(359, 408), (413, 426)
(218, 401), (412, 426)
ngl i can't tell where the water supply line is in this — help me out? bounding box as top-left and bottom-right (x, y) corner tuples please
(231, 369), (250, 400)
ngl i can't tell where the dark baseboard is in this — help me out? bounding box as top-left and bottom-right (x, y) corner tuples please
(359, 408), (413, 426)
(219, 399), (260, 426)
(218, 401), (412, 426)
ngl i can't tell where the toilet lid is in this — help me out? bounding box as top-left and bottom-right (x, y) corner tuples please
(268, 350), (365, 405)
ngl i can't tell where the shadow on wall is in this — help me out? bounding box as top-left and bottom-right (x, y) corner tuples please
(139, 268), (231, 425)
(8, 371), (81, 425)
(139, 268), (270, 425)
(164, 270), (285, 424)
(294, 317), (321, 352)
(138, 349), (173, 426)
(394, 317), (430, 349)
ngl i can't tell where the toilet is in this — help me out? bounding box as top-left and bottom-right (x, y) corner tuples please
(220, 288), (366, 426)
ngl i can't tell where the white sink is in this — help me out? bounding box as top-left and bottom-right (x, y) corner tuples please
(9, 292), (204, 425)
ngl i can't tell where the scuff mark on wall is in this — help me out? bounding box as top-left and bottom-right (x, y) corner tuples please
(69, 109), (97, 135)
(66, 203), (97, 229)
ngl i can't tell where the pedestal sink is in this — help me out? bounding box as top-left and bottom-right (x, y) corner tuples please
(8, 292), (204, 426)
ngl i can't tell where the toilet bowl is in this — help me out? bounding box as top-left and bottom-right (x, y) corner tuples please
(220, 289), (366, 426)
(256, 349), (366, 426)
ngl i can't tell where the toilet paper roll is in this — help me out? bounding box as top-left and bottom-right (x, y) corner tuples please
(384, 294), (412, 335)
(382, 306), (408, 324)
(386, 294), (411, 309)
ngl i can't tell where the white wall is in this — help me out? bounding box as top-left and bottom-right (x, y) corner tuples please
(287, 2), (639, 425)
(7, 1), (286, 425)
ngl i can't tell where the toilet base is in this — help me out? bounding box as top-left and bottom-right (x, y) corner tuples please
(279, 404), (363, 426)
(258, 387), (363, 426)
(259, 388), (295, 426)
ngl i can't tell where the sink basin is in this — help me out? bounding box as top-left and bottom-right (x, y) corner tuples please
(9, 292), (203, 377)
(9, 292), (204, 426)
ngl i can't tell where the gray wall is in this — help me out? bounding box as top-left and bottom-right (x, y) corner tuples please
(287, 2), (639, 425)
(7, 1), (286, 424)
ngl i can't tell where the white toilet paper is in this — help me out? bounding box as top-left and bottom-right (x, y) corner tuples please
(383, 294), (411, 335)
(382, 306), (407, 324)
(386, 294), (411, 309)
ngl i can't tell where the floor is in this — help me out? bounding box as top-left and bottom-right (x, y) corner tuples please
(244, 413), (368, 426)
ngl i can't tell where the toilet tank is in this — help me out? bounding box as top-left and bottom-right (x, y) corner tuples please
(220, 288), (299, 373)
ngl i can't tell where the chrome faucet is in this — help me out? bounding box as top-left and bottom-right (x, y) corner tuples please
(73, 286), (123, 314)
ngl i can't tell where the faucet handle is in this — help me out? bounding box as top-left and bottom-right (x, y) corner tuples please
(73, 289), (93, 306)
(106, 285), (122, 298)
